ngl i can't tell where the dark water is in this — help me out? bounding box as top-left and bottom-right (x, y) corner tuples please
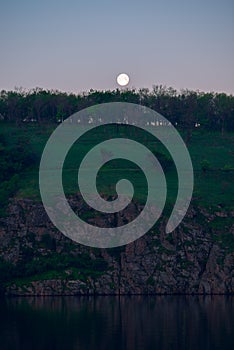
(0, 296), (233, 350)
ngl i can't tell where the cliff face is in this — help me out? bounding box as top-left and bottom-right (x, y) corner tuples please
(0, 198), (233, 295)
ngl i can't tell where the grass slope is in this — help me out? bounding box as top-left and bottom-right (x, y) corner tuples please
(0, 121), (233, 210)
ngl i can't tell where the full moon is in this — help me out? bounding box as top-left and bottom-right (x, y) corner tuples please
(117, 73), (130, 87)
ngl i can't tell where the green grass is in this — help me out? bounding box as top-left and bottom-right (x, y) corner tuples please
(188, 130), (234, 207)
(0, 122), (233, 209)
(5, 266), (104, 288)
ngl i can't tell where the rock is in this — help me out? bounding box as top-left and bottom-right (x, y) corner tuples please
(1, 197), (234, 296)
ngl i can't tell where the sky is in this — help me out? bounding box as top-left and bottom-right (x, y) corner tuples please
(0, 0), (233, 94)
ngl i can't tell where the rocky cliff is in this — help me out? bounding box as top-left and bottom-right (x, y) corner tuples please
(0, 197), (233, 295)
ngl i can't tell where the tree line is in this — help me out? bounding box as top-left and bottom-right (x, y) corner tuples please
(0, 86), (233, 137)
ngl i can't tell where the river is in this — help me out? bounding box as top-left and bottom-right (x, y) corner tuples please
(0, 296), (233, 350)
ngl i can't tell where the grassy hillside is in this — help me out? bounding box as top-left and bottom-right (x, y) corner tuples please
(0, 121), (233, 212)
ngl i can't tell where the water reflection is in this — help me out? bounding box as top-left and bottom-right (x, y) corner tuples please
(0, 296), (233, 350)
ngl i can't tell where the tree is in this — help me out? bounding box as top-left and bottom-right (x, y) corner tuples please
(179, 90), (198, 143)
(214, 93), (234, 136)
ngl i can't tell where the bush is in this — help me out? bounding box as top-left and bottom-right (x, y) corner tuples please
(0, 258), (15, 283)
(147, 151), (173, 172)
(0, 175), (20, 215)
(0, 135), (38, 216)
(0, 136), (38, 182)
(41, 233), (56, 251)
(11, 251), (109, 280)
(222, 164), (234, 172)
(200, 159), (211, 172)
